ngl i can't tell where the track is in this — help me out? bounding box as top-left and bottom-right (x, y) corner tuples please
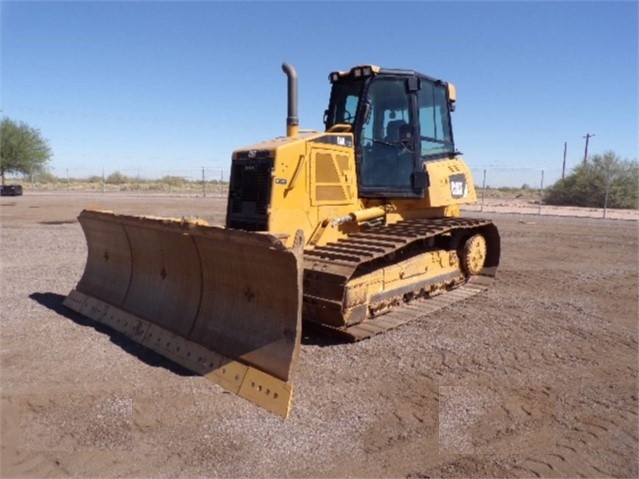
(302, 217), (500, 340)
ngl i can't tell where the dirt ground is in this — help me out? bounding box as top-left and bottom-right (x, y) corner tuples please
(1, 193), (637, 478)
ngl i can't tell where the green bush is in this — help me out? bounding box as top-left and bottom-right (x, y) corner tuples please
(544, 151), (638, 209)
(160, 175), (186, 187)
(106, 171), (130, 184)
(32, 171), (59, 183)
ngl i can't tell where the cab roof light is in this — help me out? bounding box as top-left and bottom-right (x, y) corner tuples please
(329, 66), (378, 83)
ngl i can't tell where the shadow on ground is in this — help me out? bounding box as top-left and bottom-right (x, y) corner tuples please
(29, 292), (196, 377)
(30, 292), (343, 363)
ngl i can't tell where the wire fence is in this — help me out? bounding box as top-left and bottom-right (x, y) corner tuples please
(7, 166), (637, 220)
(468, 167), (637, 220)
(470, 167), (558, 217)
(20, 167), (230, 197)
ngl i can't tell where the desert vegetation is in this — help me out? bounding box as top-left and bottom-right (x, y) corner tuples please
(544, 151), (638, 209)
(14, 171), (229, 195)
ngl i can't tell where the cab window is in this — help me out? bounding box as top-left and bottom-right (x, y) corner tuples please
(325, 80), (362, 129)
(418, 81), (454, 158)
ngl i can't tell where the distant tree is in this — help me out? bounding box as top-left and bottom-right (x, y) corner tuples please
(544, 151), (638, 209)
(160, 175), (186, 187)
(0, 118), (53, 185)
(86, 175), (103, 183)
(106, 171), (130, 184)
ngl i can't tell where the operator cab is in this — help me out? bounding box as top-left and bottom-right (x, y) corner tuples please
(324, 65), (458, 198)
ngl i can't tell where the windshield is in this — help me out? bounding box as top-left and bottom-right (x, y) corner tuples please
(325, 79), (363, 129)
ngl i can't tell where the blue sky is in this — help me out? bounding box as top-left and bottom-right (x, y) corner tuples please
(2, 1), (637, 183)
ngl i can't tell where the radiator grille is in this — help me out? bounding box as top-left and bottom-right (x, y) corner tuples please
(227, 159), (272, 231)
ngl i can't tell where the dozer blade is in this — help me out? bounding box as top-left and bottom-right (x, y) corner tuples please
(64, 210), (303, 418)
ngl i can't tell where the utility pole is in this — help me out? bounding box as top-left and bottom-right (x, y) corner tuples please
(582, 133), (595, 164)
(562, 141), (567, 179)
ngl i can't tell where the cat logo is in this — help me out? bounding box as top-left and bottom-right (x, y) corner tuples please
(449, 174), (468, 199)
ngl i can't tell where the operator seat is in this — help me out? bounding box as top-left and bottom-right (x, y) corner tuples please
(385, 119), (407, 142)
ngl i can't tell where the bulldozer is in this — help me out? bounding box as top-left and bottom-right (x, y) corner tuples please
(64, 63), (500, 418)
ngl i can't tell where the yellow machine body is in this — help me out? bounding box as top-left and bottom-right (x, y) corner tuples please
(235, 132), (476, 250)
(66, 63), (500, 417)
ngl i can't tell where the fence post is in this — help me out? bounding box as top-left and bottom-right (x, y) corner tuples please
(66, 168), (70, 191)
(480, 169), (486, 213)
(202, 167), (206, 198)
(538, 169), (545, 216)
(603, 167), (611, 219)
(102, 168), (106, 194)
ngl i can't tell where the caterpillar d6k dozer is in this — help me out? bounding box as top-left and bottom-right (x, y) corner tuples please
(65, 63), (500, 418)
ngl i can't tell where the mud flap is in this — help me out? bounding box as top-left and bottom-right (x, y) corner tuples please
(64, 210), (303, 418)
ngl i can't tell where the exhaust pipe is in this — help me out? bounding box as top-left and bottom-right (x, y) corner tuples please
(281, 63), (299, 137)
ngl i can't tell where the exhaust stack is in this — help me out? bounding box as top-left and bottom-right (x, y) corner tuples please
(281, 63), (299, 137)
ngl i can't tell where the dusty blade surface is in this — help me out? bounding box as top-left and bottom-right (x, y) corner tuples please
(65, 209), (303, 417)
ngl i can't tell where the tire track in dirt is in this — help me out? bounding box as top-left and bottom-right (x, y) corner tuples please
(518, 432), (635, 478)
(515, 385), (638, 478)
(426, 342), (609, 384)
(414, 260), (637, 478)
(432, 378), (637, 478)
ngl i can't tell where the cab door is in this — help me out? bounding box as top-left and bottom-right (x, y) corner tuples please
(357, 76), (421, 197)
